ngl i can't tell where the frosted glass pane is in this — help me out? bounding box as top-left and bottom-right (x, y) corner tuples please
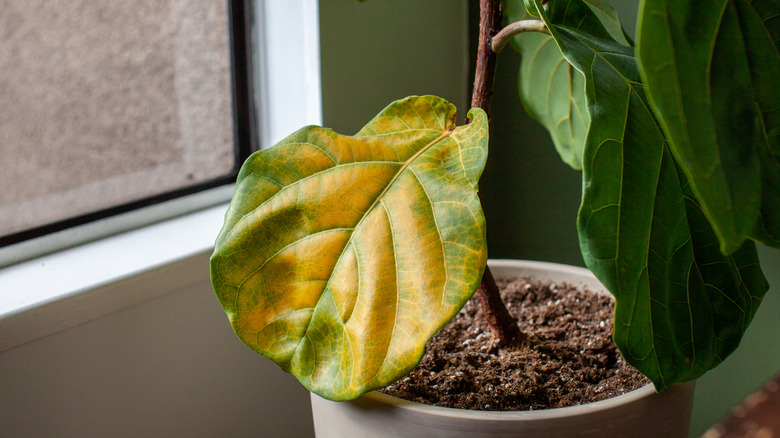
(0, 0), (236, 237)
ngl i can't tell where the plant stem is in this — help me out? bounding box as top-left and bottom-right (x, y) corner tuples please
(470, 0), (502, 119)
(471, 0), (526, 347)
(477, 264), (525, 346)
(491, 19), (548, 53)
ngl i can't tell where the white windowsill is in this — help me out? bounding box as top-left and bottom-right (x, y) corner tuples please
(0, 203), (228, 352)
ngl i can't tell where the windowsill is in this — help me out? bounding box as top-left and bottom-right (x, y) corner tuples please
(0, 203), (227, 352)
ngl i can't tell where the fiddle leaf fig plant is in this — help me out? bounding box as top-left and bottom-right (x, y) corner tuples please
(212, 0), (778, 401)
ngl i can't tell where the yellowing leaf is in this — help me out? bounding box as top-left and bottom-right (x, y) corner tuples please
(210, 96), (488, 400)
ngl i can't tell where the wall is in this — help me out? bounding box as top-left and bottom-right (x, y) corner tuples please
(319, 0), (469, 133)
(0, 275), (314, 438)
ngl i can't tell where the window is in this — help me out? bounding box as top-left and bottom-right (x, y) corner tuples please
(0, 0), (255, 261)
(0, 0), (322, 351)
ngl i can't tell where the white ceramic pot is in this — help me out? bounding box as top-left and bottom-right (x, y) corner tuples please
(310, 260), (696, 438)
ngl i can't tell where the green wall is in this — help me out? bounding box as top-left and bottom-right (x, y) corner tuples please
(319, 1), (780, 436)
(319, 0), (469, 134)
(482, 50), (584, 266)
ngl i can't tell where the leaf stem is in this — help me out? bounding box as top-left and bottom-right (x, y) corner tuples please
(491, 19), (548, 53)
(471, 0), (526, 347)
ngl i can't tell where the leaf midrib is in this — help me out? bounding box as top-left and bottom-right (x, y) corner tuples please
(292, 129), (454, 366)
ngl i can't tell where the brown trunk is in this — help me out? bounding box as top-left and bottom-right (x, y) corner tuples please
(470, 0), (501, 118)
(470, 0), (525, 346)
(476, 264), (525, 346)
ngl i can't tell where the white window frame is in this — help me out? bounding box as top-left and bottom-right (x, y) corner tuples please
(0, 0), (322, 351)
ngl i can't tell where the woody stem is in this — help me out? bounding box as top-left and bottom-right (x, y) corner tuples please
(470, 0), (525, 347)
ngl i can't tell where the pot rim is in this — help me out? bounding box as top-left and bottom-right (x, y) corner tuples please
(361, 383), (664, 422)
(357, 258), (679, 422)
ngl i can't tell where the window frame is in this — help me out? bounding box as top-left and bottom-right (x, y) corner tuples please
(0, 0), (322, 352)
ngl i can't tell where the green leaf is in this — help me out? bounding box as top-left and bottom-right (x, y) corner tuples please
(516, 32), (590, 169)
(502, 0), (630, 169)
(738, 0), (780, 248)
(530, 0), (769, 389)
(546, 0), (631, 46)
(637, 0), (780, 253)
(210, 96), (488, 401)
(576, 0), (633, 46)
(753, 150), (780, 247)
(678, 172), (769, 373)
(522, 0), (539, 17)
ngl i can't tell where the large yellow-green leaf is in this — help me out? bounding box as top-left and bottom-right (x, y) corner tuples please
(210, 96), (488, 401)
